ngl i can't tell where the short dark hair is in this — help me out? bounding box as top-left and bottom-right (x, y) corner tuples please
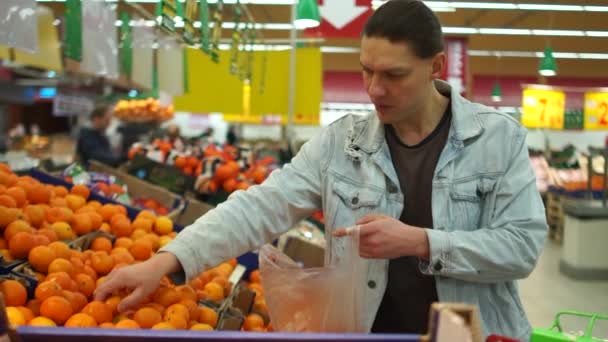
(90, 104), (111, 120)
(362, 0), (444, 59)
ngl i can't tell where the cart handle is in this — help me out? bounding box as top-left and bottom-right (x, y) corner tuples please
(550, 310), (608, 338)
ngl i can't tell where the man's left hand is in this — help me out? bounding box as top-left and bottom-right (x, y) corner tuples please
(333, 214), (430, 260)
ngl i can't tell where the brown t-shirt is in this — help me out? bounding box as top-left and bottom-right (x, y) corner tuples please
(371, 102), (452, 334)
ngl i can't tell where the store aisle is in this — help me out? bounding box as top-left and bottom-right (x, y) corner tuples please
(520, 240), (608, 334)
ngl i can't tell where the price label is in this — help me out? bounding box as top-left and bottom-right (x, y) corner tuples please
(522, 88), (565, 129)
(158, 0), (178, 32)
(584, 92), (608, 130)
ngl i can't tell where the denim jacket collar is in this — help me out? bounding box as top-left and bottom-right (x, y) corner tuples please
(345, 80), (484, 158)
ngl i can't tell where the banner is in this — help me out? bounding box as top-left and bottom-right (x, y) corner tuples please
(13, 6), (62, 71)
(521, 87), (565, 129)
(81, 0), (119, 79)
(157, 37), (184, 96)
(131, 21), (155, 89)
(441, 38), (468, 96)
(64, 0), (82, 61)
(119, 12), (132, 78)
(0, 0), (38, 53)
(584, 91), (608, 130)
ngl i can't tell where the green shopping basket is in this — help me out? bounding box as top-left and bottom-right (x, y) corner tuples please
(531, 311), (608, 342)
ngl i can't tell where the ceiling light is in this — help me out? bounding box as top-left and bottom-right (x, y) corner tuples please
(479, 28), (532, 35)
(492, 82), (502, 102)
(518, 4), (583, 11)
(538, 46), (557, 77)
(442, 27), (478, 34)
(451, 2), (517, 9)
(295, 0), (321, 29)
(531, 29), (584, 36)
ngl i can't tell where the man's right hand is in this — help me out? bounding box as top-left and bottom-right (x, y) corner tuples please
(93, 252), (182, 312)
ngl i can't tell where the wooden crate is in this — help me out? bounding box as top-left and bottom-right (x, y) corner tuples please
(546, 192), (564, 243)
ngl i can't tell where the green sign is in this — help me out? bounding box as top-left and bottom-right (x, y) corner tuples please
(183, 48), (189, 94)
(119, 12), (132, 78)
(199, 0), (211, 54)
(64, 0), (82, 61)
(210, 0), (224, 63)
(229, 4), (243, 75)
(183, 0), (198, 44)
(157, 0), (179, 32)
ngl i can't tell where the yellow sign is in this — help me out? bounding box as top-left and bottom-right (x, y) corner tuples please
(521, 88), (565, 129)
(0, 46), (9, 60)
(584, 91), (608, 130)
(174, 47), (322, 125)
(13, 7), (63, 71)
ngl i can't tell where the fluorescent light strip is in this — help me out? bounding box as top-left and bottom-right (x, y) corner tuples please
(479, 28), (531, 35)
(468, 50), (608, 59)
(450, 2), (518, 10)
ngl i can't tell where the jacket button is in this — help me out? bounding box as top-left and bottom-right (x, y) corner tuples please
(434, 261), (443, 272)
(351, 197), (359, 205)
(367, 280), (376, 289)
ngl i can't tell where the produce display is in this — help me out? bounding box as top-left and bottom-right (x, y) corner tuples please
(128, 139), (276, 196)
(0, 163), (270, 331)
(113, 98), (174, 123)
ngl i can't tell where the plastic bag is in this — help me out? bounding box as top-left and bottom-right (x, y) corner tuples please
(259, 226), (366, 333)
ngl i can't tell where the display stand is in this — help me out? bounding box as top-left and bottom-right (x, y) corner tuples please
(560, 146), (608, 280)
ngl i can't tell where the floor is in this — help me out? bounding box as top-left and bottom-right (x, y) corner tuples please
(519, 239), (608, 339)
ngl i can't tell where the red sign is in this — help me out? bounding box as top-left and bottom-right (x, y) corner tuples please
(440, 37), (469, 96)
(306, 0), (372, 38)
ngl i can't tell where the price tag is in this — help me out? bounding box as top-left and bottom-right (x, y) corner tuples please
(521, 88), (565, 129)
(584, 91), (608, 130)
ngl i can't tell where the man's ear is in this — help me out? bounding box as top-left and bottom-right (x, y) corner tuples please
(430, 52), (446, 80)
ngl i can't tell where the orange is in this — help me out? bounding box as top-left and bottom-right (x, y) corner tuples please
(115, 319), (140, 329)
(203, 282), (224, 302)
(99, 222), (111, 233)
(70, 256), (85, 274)
(27, 185), (51, 205)
(98, 204), (118, 222)
(114, 237), (134, 249)
(29, 316), (57, 327)
(0, 163), (10, 173)
(16, 306), (34, 323)
(130, 229), (147, 240)
(82, 301), (113, 324)
(159, 236), (173, 248)
(90, 251), (114, 275)
(151, 322), (175, 330)
(47, 241), (71, 259)
(46, 272), (72, 291)
(26, 299), (41, 316)
(49, 197), (67, 208)
(49, 222), (75, 240)
(105, 295), (122, 315)
(133, 307), (162, 328)
(88, 212), (103, 231)
(65, 194), (86, 211)
(62, 290), (88, 313)
(243, 313), (265, 331)
(46, 207), (74, 224)
(90, 237), (113, 253)
(166, 314), (188, 329)
(70, 184), (90, 200)
(65, 313), (97, 328)
(72, 213), (93, 236)
(190, 323), (214, 331)
(178, 299), (199, 322)
(52, 186), (69, 198)
(33, 272), (46, 283)
(163, 303), (190, 322)
(99, 322), (115, 328)
(136, 210), (156, 221)
(129, 239), (152, 261)
(37, 228), (59, 243)
(35, 281), (62, 301)
(253, 299), (268, 316)
(176, 285), (197, 302)
(142, 234), (160, 252)
(0, 194), (17, 208)
(6, 187), (26, 208)
(215, 263), (234, 278)
(28, 245), (56, 273)
(0, 238), (5, 250)
(82, 265), (98, 282)
(111, 250), (134, 265)
(198, 306), (218, 328)
(4, 220), (33, 241)
(75, 273), (96, 298)
(249, 270), (261, 284)
(132, 218), (154, 233)
(144, 302), (165, 314)
(40, 296), (73, 325)
(9, 231), (36, 259)
(153, 287), (181, 307)
(0, 207), (21, 228)
(248, 283), (264, 297)
(48, 258), (74, 275)
(154, 216), (173, 235)
(112, 217), (133, 238)
(6, 306), (26, 327)
(32, 234), (51, 248)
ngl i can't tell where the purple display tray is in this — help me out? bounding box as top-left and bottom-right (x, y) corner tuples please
(16, 327), (421, 342)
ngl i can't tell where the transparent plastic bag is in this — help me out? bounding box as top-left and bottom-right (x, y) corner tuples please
(259, 226), (365, 333)
(0, 0), (38, 53)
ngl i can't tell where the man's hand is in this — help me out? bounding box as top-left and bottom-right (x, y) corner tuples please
(333, 214), (430, 260)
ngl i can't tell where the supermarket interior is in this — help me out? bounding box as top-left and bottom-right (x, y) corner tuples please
(0, 0), (608, 341)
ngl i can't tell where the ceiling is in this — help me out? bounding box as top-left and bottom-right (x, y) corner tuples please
(41, 0), (608, 80)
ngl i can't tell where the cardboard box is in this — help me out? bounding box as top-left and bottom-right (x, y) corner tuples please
(89, 161), (185, 221)
(174, 195), (214, 227)
(282, 236), (325, 268)
(422, 303), (483, 342)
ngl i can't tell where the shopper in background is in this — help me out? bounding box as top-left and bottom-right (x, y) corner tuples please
(226, 125), (238, 146)
(76, 104), (122, 168)
(95, 0), (547, 339)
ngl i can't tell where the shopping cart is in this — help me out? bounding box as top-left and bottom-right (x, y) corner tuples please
(531, 310), (608, 342)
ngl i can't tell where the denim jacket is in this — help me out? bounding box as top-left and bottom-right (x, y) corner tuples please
(162, 80), (548, 340)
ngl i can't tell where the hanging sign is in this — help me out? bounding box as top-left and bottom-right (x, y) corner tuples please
(157, 0), (179, 32)
(183, 0), (198, 44)
(584, 91), (608, 130)
(199, 0), (211, 54)
(210, 0), (224, 63)
(64, 0), (82, 61)
(119, 12), (132, 78)
(522, 87), (565, 129)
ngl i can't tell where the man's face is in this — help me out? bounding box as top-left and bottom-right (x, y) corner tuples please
(360, 36), (442, 124)
(95, 110), (112, 131)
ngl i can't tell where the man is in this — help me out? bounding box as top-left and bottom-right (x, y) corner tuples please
(77, 104), (122, 168)
(95, 0), (547, 339)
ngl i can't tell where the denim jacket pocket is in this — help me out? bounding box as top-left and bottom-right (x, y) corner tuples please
(333, 178), (383, 210)
(450, 179), (495, 230)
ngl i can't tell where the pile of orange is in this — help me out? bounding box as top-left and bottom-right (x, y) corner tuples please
(241, 270), (272, 332)
(0, 163), (266, 332)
